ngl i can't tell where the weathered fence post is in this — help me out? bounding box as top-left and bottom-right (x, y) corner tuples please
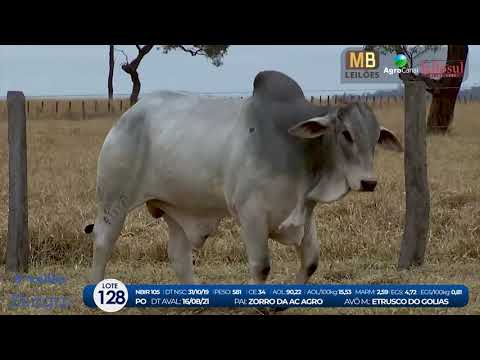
(82, 100), (86, 120)
(398, 80), (430, 270)
(6, 91), (29, 273)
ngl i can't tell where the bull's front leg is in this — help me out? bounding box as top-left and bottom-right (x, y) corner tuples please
(164, 214), (197, 284)
(295, 205), (320, 283)
(236, 199), (271, 284)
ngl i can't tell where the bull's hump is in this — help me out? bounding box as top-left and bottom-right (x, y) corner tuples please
(253, 71), (305, 102)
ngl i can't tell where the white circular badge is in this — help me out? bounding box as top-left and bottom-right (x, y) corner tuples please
(93, 279), (128, 313)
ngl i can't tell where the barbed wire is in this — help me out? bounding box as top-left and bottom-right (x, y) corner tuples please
(1, 86), (478, 100)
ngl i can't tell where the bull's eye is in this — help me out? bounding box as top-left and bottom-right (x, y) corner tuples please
(342, 130), (353, 143)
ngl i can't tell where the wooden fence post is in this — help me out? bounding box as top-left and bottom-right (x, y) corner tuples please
(82, 100), (85, 120)
(6, 91), (29, 273)
(398, 80), (430, 270)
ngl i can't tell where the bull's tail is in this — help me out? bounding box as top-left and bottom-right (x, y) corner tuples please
(84, 223), (94, 234)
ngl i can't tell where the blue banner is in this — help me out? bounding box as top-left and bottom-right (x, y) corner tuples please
(83, 283), (468, 309)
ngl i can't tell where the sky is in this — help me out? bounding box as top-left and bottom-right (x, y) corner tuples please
(1, 45), (480, 98)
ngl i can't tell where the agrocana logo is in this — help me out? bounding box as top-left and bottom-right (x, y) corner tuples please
(394, 54), (408, 69)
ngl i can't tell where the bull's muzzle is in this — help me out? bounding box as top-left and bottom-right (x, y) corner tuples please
(360, 179), (377, 192)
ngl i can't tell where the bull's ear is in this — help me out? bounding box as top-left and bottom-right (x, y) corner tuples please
(378, 127), (403, 152)
(288, 115), (333, 139)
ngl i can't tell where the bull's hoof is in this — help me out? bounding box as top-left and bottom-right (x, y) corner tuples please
(271, 306), (289, 313)
(254, 306), (289, 315)
(254, 307), (271, 315)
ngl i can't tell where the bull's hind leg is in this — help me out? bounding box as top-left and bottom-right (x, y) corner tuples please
(90, 209), (127, 284)
(164, 214), (197, 284)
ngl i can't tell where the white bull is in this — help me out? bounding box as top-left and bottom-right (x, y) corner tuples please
(85, 71), (403, 284)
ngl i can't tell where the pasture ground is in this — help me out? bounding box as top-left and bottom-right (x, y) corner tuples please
(1, 102), (479, 315)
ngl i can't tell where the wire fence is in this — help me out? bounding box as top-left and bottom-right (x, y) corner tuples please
(1, 88), (475, 98)
(1, 88), (479, 121)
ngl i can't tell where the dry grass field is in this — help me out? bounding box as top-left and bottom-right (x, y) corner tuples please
(0, 100), (479, 315)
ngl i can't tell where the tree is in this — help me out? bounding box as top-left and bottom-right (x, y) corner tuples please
(365, 46), (435, 270)
(118, 45), (155, 105)
(114, 45), (230, 105)
(425, 45), (468, 133)
(108, 45), (114, 100)
(366, 45), (469, 134)
(160, 45), (229, 67)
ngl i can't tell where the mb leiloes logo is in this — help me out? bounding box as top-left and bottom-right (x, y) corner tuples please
(93, 279), (128, 312)
(343, 49), (380, 80)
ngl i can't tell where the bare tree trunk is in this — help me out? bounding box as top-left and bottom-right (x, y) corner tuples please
(120, 45), (154, 106)
(426, 91), (457, 133)
(398, 81), (430, 269)
(108, 45), (114, 100)
(426, 45), (468, 134)
(128, 71), (141, 105)
(6, 92), (29, 273)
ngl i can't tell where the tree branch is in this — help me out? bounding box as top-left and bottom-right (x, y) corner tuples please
(122, 45), (154, 73)
(178, 45), (204, 56)
(114, 47), (129, 64)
